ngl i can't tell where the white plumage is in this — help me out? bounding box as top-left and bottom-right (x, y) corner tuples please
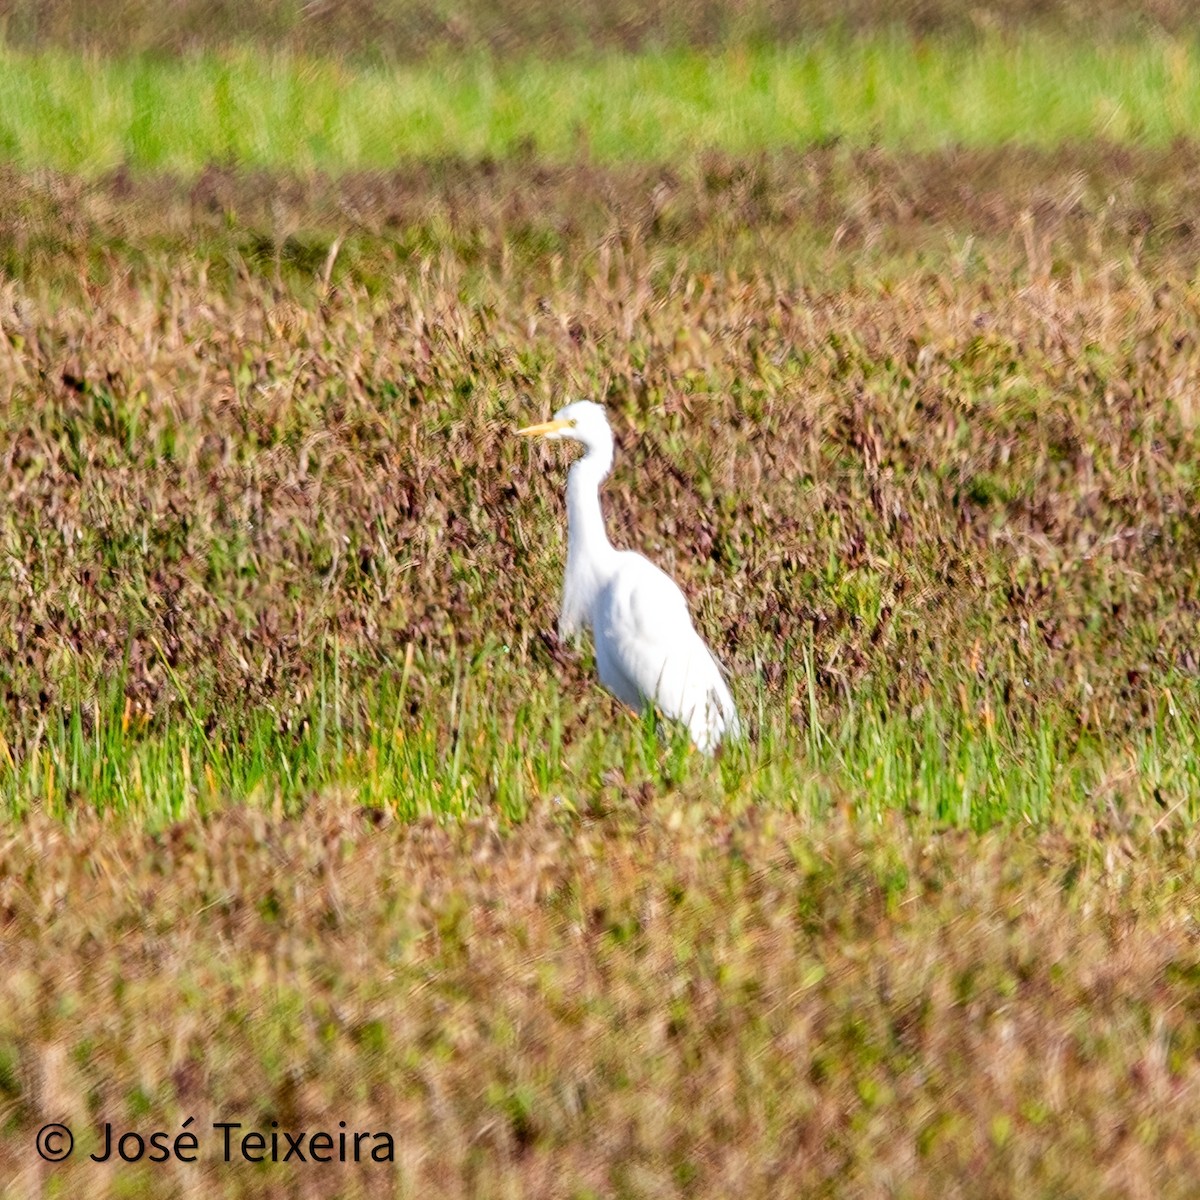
(518, 400), (740, 752)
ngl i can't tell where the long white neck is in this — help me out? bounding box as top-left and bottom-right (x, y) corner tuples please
(567, 441), (616, 563)
(559, 438), (618, 638)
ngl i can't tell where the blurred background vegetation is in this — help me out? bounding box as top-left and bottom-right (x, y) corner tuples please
(3, 0), (1200, 59)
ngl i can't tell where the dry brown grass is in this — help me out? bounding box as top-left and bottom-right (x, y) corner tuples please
(2, 799), (1200, 1197)
(2, 146), (1200, 775)
(3, 0), (1199, 58)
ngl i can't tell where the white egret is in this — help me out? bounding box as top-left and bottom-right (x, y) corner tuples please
(517, 400), (740, 752)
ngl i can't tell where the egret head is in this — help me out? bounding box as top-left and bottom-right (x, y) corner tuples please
(517, 400), (612, 453)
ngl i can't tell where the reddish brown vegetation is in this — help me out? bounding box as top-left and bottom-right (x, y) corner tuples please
(3, 0), (1199, 58)
(2, 147), (1200, 752)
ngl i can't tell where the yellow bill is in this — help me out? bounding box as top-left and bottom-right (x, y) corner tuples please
(517, 418), (571, 438)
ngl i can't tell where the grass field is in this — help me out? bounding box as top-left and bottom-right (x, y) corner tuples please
(5, 144), (1200, 827)
(4, 12), (1200, 1198)
(6, 37), (1200, 172)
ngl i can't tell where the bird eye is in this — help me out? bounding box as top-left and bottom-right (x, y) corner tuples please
(570, 419), (578, 427)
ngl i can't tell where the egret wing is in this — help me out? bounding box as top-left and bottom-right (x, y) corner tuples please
(596, 553), (739, 749)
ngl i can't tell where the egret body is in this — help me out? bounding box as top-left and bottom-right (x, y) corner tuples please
(518, 401), (740, 751)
